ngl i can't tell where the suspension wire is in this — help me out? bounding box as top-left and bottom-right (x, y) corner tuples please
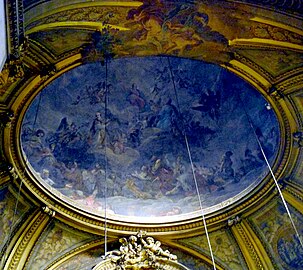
(7, 161), (25, 229)
(33, 91), (43, 129)
(238, 93), (303, 248)
(166, 57), (217, 270)
(103, 57), (109, 255)
(1, 170), (24, 269)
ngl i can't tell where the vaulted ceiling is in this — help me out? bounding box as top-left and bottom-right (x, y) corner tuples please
(0, 1), (303, 269)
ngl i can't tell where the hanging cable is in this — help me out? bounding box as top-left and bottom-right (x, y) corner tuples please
(1, 173), (24, 269)
(103, 57), (109, 255)
(33, 92), (43, 129)
(238, 93), (303, 248)
(166, 57), (217, 270)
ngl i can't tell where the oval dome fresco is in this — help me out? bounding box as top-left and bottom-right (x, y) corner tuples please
(21, 56), (279, 222)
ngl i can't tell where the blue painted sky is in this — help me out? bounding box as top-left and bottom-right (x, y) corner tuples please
(22, 56), (279, 219)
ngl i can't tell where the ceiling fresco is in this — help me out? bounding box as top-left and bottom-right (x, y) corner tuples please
(28, 30), (92, 56)
(1, 0), (303, 269)
(25, 0), (238, 62)
(237, 50), (303, 77)
(22, 0), (303, 14)
(21, 56), (279, 220)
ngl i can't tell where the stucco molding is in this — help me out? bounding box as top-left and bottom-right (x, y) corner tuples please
(283, 182), (303, 214)
(232, 52), (274, 82)
(231, 220), (274, 269)
(276, 73), (303, 95)
(1, 49), (295, 236)
(3, 210), (51, 270)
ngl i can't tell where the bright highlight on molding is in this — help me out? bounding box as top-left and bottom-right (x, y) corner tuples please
(26, 22), (130, 35)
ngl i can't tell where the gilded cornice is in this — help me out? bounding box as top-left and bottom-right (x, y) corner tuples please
(24, 40), (56, 68)
(229, 38), (303, 52)
(0, 0), (301, 242)
(288, 149), (303, 184)
(0, 2), (301, 270)
(232, 52), (274, 83)
(3, 209), (50, 270)
(276, 72), (303, 95)
(230, 220), (274, 269)
(3, 79), (296, 240)
(28, 37), (84, 61)
(25, 5), (133, 34)
(93, 258), (189, 270)
(6, 0), (25, 56)
(1, 46), (296, 238)
(225, 59), (271, 90)
(283, 181), (303, 214)
(25, 1), (142, 27)
(232, 52), (303, 89)
(274, 67), (303, 86)
(250, 22), (303, 46)
(289, 98), (303, 132)
(229, 0), (303, 16)
(229, 19), (303, 52)
(0, 175), (11, 187)
(229, 15), (303, 52)
(250, 17), (303, 37)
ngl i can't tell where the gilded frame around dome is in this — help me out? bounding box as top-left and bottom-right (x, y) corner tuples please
(3, 49), (293, 235)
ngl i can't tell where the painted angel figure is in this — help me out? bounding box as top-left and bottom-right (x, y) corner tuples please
(88, 112), (110, 148)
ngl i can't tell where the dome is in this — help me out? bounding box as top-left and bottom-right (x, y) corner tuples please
(21, 56), (280, 223)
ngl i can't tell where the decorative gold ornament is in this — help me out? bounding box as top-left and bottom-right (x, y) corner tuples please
(293, 132), (303, 148)
(0, 37), (28, 93)
(42, 205), (56, 217)
(0, 60), (25, 92)
(93, 231), (188, 270)
(227, 215), (241, 227)
(0, 110), (14, 128)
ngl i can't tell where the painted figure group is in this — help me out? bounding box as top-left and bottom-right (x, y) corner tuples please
(21, 57), (279, 217)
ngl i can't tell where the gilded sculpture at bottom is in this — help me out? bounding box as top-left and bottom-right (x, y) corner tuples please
(105, 231), (177, 269)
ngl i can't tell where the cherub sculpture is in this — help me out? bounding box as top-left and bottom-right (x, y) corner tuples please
(104, 231), (177, 269)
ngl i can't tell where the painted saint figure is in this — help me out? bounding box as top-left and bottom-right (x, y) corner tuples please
(126, 83), (146, 110)
(219, 151), (234, 181)
(38, 169), (55, 186)
(88, 112), (109, 148)
(156, 98), (180, 135)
